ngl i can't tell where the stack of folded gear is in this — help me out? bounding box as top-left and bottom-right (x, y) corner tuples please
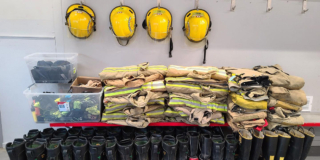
(99, 62), (168, 128)
(31, 60), (75, 83)
(253, 64), (306, 130)
(223, 67), (270, 131)
(164, 65), (228, 126)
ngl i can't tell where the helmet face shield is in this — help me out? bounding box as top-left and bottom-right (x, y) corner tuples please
(110, 6), (136, 41)
(144, 7), (172, 41)
(66, 4), (96, 39)
(184, 9), (211, 42)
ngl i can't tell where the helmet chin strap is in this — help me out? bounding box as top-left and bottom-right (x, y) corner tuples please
(203, 38), (208, 64)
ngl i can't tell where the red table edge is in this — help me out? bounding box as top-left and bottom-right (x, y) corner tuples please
(50, 122), (319, 127)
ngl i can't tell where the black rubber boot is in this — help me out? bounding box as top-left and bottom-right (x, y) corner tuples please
(298, 127), (315, 160)
(135, 135), (150, 160)
(177, 134), (189, 160)
(164, 127), (176, 137)
(162, 135), (178, 160)
(68, 127), (82, 137)
(122, 127), (135, 140)
(106, 136), (117, 160)
(249, 130), (264, 160)
(211, 134), (225, 160)
(187, 131), (200, 159)
(40, 128), (55, 141)
(262, 130), (278, 160)
(149, 127), (164, 136)
(61, 136), (78, 160)
(95, 128), (107, 138)
(23, 129), (40, 142)
(6, 138), (27, 160)
(72, 137), (89, 160)
(117, 139), (134, 160)
(25, 138), (47, 160)
(200, 127), (212, 135)
(46, 138), (62, 160)
(285, 129), (305, 160)
(135, 128), (149, 138)
(107, 127), (122, 141)
(176, 127), (187, 135)
(238, 129), (252, 160)
(274, 131), (290, 160)
(53, 128), (68, 141)
(150, 134), (162, 160)
(81, 128), (95, 141)
(199, 134), (212, 160)
(89, 136), (106, 160)
(188, 127), (198, 132)
(224, 134), (238, 160)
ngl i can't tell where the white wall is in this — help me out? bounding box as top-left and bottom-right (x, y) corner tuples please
(0, 0), (320, 145)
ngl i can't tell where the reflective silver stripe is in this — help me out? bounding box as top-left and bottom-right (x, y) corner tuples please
(169, 65), (219, 72)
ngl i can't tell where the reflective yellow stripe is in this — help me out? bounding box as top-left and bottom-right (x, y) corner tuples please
(169, 97), (227, 112)
(166, 83), (228, 92)
(104, 88), (140, 97)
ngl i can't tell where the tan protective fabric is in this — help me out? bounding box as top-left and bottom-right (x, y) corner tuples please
(167, 65), (228, 81)
(266, 122), (292, 130)
(105, 117), (165, 128)
(104, 74), (164, 88)
(165, 77), (228, 88)
(267, 108), (304, 126)
(269, 86), (307, 106)
(165, 81), (229, 96)
(230, 92), (267, 110)
(170, 92), (227, 104)
(253, 65), (305, 90)
(224, 68), (263, 78)
(268, 97), (302, 112)
(99, 62), (167, 80)
(239, 88), (269, 101)
(104, 92), (168, 105)
(188, 109), (222, 126)
(80, 80), (102, 87)
(238, 119), (265, 129)
(228, 110), (267, 123)
(123, 105), (163, 116)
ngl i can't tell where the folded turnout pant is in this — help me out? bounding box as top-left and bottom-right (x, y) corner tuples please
(269, 86), (307, 106)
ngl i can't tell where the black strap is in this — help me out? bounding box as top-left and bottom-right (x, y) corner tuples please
(142, 19), (147, 29)
(203, 39), (209, 64)
(26, 150), (33, 159)
(169, 37), (173, 58)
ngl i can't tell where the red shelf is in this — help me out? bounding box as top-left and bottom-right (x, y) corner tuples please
(50, 122), (320, 127)
(50, 122), (229, 127)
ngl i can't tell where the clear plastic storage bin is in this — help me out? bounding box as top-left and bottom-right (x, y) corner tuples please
(23, 83), (102, 123)
(24, 53), (78, 83)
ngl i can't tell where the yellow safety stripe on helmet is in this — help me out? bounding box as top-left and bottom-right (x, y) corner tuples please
(166, 83), (228, 92)
(168, 97), (227, 112)
(183, 9), (211, 42)
(102, 65), (167, 72)
(101, 112), (127, 121)
(104, 80), (166, 97)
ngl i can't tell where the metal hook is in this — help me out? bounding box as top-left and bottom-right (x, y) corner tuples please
(120, 0), (124, 6)
(230, 0), (236, 11)
(302, 0), (308, 13)
(195, 0), (199, 10)
(157, 0), (161, 9)
(80, 0), (84, 5)
(266, 0), (273, 12)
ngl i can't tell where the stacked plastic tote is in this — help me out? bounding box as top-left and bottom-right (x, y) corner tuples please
(164, 65), (228, 126)
(224, 67), (270, 131)
(252, 64), (306, 130)
(99, 63), (168, 128)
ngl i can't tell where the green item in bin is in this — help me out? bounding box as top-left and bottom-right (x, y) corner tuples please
(86, 105), (100, 115)
(74, 101), (81, 109)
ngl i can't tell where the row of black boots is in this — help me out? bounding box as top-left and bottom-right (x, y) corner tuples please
(5, 126), (314, 160)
